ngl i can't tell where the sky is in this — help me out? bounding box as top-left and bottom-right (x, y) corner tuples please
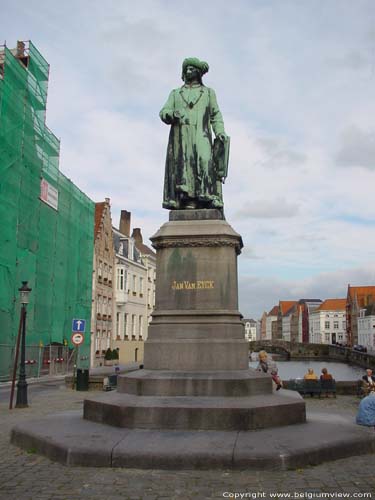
(3, 0), (375, 319)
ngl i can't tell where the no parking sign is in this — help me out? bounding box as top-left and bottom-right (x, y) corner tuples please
(71, 332), (84, 346)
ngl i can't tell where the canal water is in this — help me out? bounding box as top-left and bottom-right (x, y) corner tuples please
(249, 353), (365, 381)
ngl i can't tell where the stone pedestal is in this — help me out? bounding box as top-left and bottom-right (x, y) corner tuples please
(15, 210), (370, 469)
(83, 210), (306, 431)
(144, 209), (248, 371)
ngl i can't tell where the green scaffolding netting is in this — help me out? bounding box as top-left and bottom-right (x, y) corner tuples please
(0, 41), (94, 379)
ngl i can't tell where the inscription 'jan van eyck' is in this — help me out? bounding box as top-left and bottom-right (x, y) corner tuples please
(171, 280), (215, 290)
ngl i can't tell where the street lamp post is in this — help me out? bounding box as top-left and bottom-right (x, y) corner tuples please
(15, 281), (32, 408)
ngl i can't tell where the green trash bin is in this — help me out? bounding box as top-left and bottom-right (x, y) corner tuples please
(76, 368), (89, 391)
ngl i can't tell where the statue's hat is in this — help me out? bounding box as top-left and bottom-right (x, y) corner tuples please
(182, 57), (209, 78)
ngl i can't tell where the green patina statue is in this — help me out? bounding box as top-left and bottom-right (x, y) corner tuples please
(160, 57), (230, 210)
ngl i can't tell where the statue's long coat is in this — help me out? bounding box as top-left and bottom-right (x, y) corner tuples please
(160, 84), (225, 209)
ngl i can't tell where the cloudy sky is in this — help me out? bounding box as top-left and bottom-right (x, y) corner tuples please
(3, 0), (375, 318)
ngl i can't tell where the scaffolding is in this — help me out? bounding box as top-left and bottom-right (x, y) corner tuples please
(0, 41), (95, 380)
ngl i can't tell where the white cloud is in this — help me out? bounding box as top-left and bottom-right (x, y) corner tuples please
(336, 125), (375, 169)
(2, 0), (375, 319)
(234, 198), (299, 219)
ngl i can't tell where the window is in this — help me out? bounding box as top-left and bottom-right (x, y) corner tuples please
(116, 313), (120, 336)
(325, 333), (330, 341)
(139, 277), (144, 295)
(132, 315), (136, 336)
(124, 314), (128, 337)
(334, 321), (339, 329)
(133, 275), (137, 293)
(325, 321), (330, 329)
(139, 315), (143, 336)
(117, 268), (124, 290)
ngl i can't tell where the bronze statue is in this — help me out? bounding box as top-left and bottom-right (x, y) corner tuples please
(160, 57), (229, 210)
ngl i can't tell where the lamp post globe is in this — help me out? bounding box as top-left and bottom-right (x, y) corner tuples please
(15, 281), (32, 408)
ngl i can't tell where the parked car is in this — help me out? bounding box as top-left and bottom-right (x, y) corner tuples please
(353, 344), (367, 353)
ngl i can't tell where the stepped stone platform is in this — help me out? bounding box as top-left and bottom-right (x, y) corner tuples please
(11, 407), (375, 470)
(11, 209), (374, 469)
(83, 384), (306, 431)
(117, 369), (272, 397)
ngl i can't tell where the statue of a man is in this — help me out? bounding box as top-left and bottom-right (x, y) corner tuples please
(160, 57), (229, 210)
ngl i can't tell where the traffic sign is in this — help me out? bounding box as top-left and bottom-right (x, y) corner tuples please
(72, 319), (86, 333)
(71, 332), (84, 346)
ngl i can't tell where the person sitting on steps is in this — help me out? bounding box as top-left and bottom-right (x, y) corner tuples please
(256, 350), (282, 391)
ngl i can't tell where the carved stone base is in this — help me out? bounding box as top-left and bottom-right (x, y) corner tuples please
(144, 211), (248, 371)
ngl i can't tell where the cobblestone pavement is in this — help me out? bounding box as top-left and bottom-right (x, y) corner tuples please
(1, 387), (375, 500)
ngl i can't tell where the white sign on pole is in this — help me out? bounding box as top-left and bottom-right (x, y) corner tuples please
(71, 332), (84, 346)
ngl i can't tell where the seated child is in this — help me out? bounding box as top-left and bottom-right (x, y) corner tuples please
(256, 350), (282, 391)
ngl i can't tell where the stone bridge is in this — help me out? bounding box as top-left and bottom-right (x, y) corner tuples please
(249, 340), (375, 367)
(249, 340), (329, 359)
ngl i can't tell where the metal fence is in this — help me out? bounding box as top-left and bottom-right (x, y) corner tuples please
(0, 344), (75, 382)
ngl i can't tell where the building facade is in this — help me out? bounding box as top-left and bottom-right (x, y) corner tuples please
(298, 299), (322, 343)
(259, 312), (267, 340)
(112, 211), (156, 363)
(243, 318), (257, 341)
(346, 285), (375, 347)
(358, 304), (375, 351)
(91, 200), (115, 367)
(266, 305), (278, 340)
(310, 299), (346, 345)
(277, 301), (297, 340)
(0, 41), (94, 379)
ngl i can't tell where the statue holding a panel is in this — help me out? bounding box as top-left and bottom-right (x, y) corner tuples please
(160, 57), (230, 210)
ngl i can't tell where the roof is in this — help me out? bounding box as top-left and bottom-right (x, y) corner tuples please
(348, 285), (375, 307)
(94, 202), (106, 238)
(279, 301), (297, 315)
(316, 299), (346, 311)
(268, 305), (279, 316)
(135, 241), (156, 258)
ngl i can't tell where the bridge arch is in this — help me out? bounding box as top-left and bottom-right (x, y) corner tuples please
(249, 340), (291, 360)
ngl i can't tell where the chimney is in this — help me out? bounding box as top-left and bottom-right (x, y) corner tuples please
(132, 228), (143, 244)
(120, 210), (131, 236)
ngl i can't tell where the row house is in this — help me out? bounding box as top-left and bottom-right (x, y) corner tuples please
(309, 299), (346, 344)
(346, 285), (375, 347)
(276, 299), (322, 343)
(298, 299), (322, 343)
(277, 301), (297, 340)
(112, 211), (156, 364)
(91, 199), (115, 367)
(259, 312), (267, 340)
(358, 304), (375, 351)
(243, 318), (257, 341)
(266, 305), (278, 340)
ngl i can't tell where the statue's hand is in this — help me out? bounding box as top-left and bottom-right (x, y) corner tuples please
(160, 111), (173, 125)
(217, 133), (227, 142)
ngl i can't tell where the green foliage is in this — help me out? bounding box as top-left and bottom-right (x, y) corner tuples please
(112, 348), (119, 360)
(104, 348), (112, 361)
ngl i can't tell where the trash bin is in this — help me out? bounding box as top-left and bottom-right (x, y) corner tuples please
(76, 368), (89, 391)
